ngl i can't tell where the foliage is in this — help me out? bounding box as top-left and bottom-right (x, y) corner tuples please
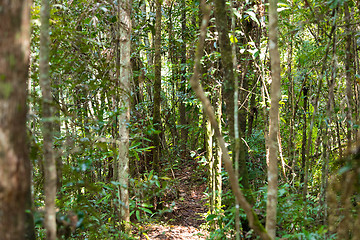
(25, 0), (360, 238)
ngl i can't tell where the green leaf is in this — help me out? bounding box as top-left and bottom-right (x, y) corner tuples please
(136, 210), (141, 221)
(139, 207), (153, 214)
(244, 10), (260, 26)
(206, 214), (217, 221)
(148, 170), (154, 180)
(141, 203), (153, 208)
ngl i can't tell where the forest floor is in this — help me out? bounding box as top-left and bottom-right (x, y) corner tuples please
(137, 161), (209, 240)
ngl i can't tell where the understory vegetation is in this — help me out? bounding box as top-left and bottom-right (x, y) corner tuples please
(24, 0), (360, 239)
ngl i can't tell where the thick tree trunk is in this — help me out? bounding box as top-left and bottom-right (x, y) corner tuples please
(0, 0), (32, 239)
(266, 0), (281, 238)
(39, 0), (57, 239)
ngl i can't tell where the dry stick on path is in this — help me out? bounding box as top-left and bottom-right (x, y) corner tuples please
(189, 1), (271, 239)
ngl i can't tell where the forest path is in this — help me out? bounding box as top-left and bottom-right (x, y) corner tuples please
(139, 162), (209, 240)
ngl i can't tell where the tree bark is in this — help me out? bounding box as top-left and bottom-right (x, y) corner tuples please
(39, 0), (57, 239)
(205, 113), (214, 214)
(300, 86), (308, 184)
(179, 0), (188, 159)
(152, 0), (162, 172)
(213, 0), (235, 141)
(0, 0), (32, 239)
(344, 2), (353, 146)
(265, 0), (281, 238)
(214, 89), (222, 211)
(117, 0), (131, 232)
(53, 76), (63, 193)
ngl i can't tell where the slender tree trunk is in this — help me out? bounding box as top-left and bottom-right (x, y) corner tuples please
(214, 88), (222, 211)
(168, 2), (179, 149)
(231, 2), (241, 237)
(265, 0), (281, 238)
(300, 86), (308, 184)
(248, 91), (256, 137)
(179, 0), (188, 159)
(287, 38), (296, 177)
(152, 0), (162, 172)
(53, 76), (63, 193)
(344, 2), (353, 146)
(189, 3), (271, 239)
(321, 33), (337, 225)
(0, 1), (32, 239)
(117, 0), (131, 232)
(303, 23), (335, 200)
(213, 0), (235, 141)
(40, 0), (57, 239)
(205, 112), (214, 214)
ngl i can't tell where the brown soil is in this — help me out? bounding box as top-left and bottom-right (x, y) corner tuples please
(138, 162), (209, 240)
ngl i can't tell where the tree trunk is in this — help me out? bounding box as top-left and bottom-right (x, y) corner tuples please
(117, 0), (131, 232)
(213, 0), (235, 141)
(53, 76), (63, 193)
(214, 88), (222, 212)
(302, 26), (334, 200)
(344, 2), (353, 146)
(40, 0), (57, 239)
(189, 3), (271, 239)
(300, 86), (308, 184)
(0, 0), (32, 239)
(179, 0), (188, 159)
(205, 112), (214, 214)
(152, 0), (162, 172)
(265, 0), (281, 238)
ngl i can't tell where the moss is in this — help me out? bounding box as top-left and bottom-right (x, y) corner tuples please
(0, 81), (13, 99)
(251, 209), (266, 232)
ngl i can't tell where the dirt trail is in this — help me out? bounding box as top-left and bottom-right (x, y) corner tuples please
(140, 163), (209, 240)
